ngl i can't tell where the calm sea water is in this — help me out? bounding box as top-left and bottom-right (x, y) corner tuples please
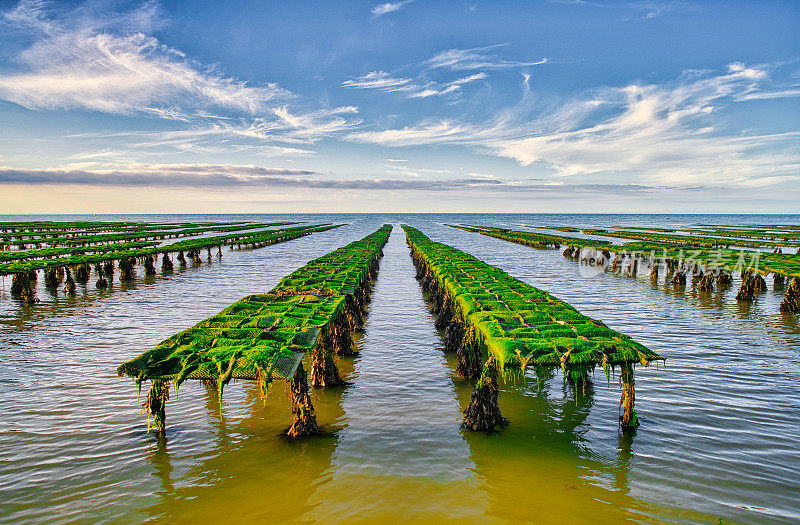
(0, 214), (798, 524)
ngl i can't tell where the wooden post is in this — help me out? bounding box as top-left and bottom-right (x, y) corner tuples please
(103, 260), (114, 279)
(456, 326), (482, 379)
(287, 364), (320, 439)
(309, 334), (345, 387)
(161, 253), (173, 272)
(780, 277), (800, 313)
(736, 272), (755, 302)
(44, 269), (59, 288)
(144, 255), (157, 275)
(147, 379), (169, 433)
(619, 362), (639, 429)
(95, 263), (108, 288)
(119, 257), (135, 281)
(463, 358), (506, 431)
(64, 268), (77, 295)
(11, 272), (37, 304)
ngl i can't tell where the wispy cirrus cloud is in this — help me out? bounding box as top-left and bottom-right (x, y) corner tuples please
(0, 2), (288, 116)
(342, 44), (544, 102)
(424, 45), (547, 71)
(341, 70), (486, 99)
(549, 1), (697, 20)
(63, 107), (360, 158)
(347, 62), (800, 187)
(735, 89), (800, 101)
(341, 71), (414, 92)
(371, 1), (415, 17)
(0, 0), (361, 158)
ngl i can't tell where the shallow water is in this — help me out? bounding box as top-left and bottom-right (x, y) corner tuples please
(0, 214), (798, 524)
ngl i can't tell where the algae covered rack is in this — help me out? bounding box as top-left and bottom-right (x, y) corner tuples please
(117, 225), (392, 438)
(403, 226), (663, 431)
(451, 224), (800, 314)
(1, 223), (340, 304)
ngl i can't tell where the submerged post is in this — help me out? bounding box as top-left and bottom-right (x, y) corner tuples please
(462, 358), (506, 431)
(456, 326), (482, 380)
(716, 270), (732, 287)
(287, 364), (320, 439)
(95, 263), (108, 288)
(119, 257), (135, 281)
(146, 379), (169, 433)
(697, 273), (714, 292)
(780, 277), (800, 314)
(752, 273), (767, 293)
(74, 263), (90, 284)
(44, 268), (59, 288)
(309, 334), (345, 387)
(161, 253), (173, 272)
(619, 362), (638, 429)
(64, 267), (76, 295)
(11, 272), (37, 304)
(103, 260), (114, 280)
(736, 272), (756, 302)
(144, 255), (157, 275)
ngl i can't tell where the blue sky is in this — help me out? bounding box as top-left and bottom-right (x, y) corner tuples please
(0, 0), (798, 213)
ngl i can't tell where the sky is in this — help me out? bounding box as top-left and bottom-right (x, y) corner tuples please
(0, 0), (798, 213)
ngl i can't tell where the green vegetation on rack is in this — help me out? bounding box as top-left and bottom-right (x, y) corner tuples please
(459, 224), (800, 279)
(615, 242), (800, 278)
(687, 227), (800, 243)
(527, 226), (582, 233)
(404, 226), (660, 430)
(580, 228), (797, 249)
(455, 224), (800, 312)
(0, 241), (158, 263)
(0, 220), (254, 236)
(407, 226), (659, 370)
(117, 225), (392, 436)
(0, 221), (137, 232)
(14, 222), (295, 247)
(0, 224), (336, 275)
(449, 224), (612, 249)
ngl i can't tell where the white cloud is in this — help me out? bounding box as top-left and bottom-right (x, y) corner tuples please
(347, 63), (800, 187)
(0, 3), (289, 115)
(371, 1), (415, 17)
(736, 89), (800, 101)
(425, 45), (547, 71)
(341, 71), (414, 92)
(342, 70), (487, 99)
(342, 45), (541, 102)
(549, 1), (698, 21)
(0, 1), (361, 159)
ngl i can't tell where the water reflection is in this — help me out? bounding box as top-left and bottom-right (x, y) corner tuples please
(1, 214), (799, 523)
(143, 379), (342, 522)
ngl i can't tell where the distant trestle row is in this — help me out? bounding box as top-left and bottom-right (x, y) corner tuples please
(453, 224), (800, 314)
(1, 221), (341, 304)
